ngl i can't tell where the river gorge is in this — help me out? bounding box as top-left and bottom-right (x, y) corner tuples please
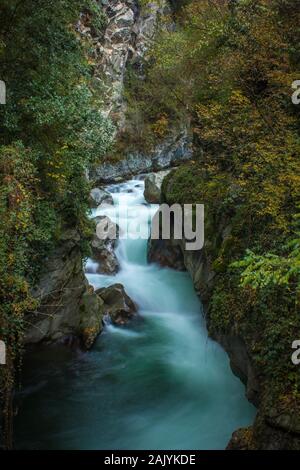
(15, 178), (255, 450)
(0, 0), (298, 453)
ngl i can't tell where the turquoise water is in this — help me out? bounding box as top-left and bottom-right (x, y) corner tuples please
(15, 179), (255, 450)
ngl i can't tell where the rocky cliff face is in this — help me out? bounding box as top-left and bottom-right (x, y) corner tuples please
(78, 0), (170, 130)
(24, 228), (105, 350)
(77, 1), (193, 183)
(24, 1), (191, 345)
(25, 225), (137, 349)
(144, 169), (171, 203)
(90, 130), (192, 183)
(148, 179), (300, 450)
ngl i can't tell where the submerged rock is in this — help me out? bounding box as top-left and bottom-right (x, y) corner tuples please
(96, 283), (137, 326)
(91, 216), (120, 274)
(89, 187), (114, 208)
(144, 170), (170, 203)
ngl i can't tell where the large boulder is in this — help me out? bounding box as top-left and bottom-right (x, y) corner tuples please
(96, 283), (137, 326)
(89, 188), (113, 208)
(24, 228), (104, 349)
(91, 216), (120, 274)
(144, 170), (170, 203)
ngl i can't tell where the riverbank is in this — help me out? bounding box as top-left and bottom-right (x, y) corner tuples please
(148, 164), (300, 450)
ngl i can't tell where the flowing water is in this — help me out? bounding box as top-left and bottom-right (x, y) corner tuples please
(15, 178), (256, 450)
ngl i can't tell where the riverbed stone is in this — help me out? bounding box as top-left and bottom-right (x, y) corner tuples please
(96, 283), (137, 325)
(144, 170), (170, 203)
(79, 290), (105, 349)
(91, 216), (120, 274)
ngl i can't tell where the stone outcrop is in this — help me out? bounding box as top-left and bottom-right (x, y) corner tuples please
(94, 0), (137, 128)
(77, 1), (193, 183)
(25, 2), (173, 353)
(24, 228), (105, 349)
(91, 215), (120, 274)
(24, 227), (134, 348)
(79, 289), (105, 349)
(227, 411), (300, 450)
(89, 187), (114, 208)
(90, 130), (192, 183)
(144, 169), (170, 203)
(77, 0), (170, 130)
(147, 237), (186, 271)
(96, 283), (137, 325)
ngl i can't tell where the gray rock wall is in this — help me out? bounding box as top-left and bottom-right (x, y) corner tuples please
(77, 1), (193, 183)
(25, 229), (104, 349)
(78, 1), (170, 130)
(90, 130), (192, 183)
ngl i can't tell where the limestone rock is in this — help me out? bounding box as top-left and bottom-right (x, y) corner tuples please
(147, 179), (300, 449)
(79, 290), (105, 349)
(24, 228), (104, 349)
(89, 188), (114, 208)
(90, 130), (193, 183)
(91, 216), (120, 274)
(96, 283), (137, 325)
(144, 170), (170, 203)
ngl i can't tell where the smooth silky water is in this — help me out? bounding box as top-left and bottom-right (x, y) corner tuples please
(15, 179), (256, 450)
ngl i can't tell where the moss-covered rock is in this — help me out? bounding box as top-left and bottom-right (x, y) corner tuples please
(24, 229), (104, 350)
(79, 289), (105, 350)
(96, 283), (137, 326)
(144, 170), (170, 203)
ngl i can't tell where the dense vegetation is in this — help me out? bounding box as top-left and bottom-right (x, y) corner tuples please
(129, 0), (300, 448)
(0, 0), (299, 451)
(0, 0), (113, 448)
